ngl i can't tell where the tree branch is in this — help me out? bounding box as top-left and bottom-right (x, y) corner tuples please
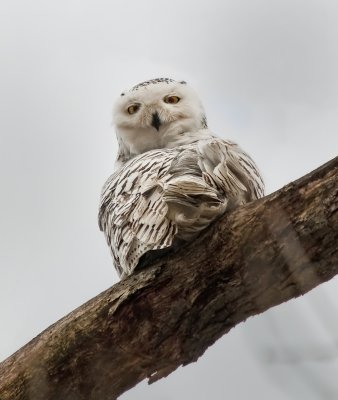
(1, 157), (337, 400)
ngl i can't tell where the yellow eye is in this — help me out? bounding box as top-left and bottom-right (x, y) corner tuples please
(164, 95), (180, 104)
(127, 104), (140, 114)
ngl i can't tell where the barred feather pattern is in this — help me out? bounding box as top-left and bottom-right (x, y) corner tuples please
(99, 135), (264, 277)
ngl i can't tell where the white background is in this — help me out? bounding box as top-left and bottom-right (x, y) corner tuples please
(1, 1), (338, 399)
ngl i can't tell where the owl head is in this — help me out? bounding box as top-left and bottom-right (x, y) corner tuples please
(113, 78), (208, 167)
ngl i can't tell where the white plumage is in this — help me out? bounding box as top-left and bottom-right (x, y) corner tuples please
(99, 78), (264, 278)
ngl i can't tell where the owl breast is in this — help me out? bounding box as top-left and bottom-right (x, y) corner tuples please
(99, 137), (264, 277)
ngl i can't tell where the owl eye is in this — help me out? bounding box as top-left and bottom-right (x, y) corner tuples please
(164, 95), (180, 104)
(127, 104), (140, 114)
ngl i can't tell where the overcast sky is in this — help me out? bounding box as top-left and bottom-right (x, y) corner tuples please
(1, 1), (338, 399)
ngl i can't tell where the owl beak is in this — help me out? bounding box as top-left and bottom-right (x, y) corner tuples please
(151, 112), (161, 131)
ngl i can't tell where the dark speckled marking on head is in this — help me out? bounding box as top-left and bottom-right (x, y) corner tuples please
(130, 78), (186, 92)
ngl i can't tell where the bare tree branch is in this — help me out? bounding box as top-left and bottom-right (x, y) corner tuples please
(0, 157), (337, 400)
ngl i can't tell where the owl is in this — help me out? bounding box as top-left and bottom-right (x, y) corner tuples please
(99, 78), (264, 278)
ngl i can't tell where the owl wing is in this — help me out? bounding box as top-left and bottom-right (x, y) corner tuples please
(98, 149), (178, 277)
(99, 137), (264, 278)
(196, 137), (265, 205)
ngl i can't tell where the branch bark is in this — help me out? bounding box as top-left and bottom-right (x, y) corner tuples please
(1, 157), (337, 400)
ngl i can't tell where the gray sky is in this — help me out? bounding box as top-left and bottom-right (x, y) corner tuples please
(1, 0), (338, 399)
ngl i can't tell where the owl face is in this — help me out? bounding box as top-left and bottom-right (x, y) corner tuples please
(113, 79), (207, 160)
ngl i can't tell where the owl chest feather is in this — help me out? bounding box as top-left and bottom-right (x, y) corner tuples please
(99, 136), (264, 277)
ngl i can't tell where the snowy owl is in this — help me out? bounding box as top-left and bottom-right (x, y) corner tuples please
(99, 78), (264, 278)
